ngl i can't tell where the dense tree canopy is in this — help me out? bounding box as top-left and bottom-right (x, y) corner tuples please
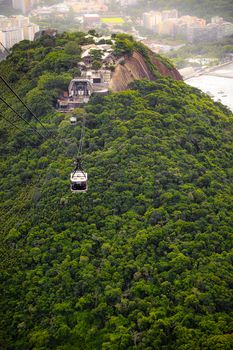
(0, 32), (233, 350)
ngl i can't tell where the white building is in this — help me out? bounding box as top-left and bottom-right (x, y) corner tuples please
(0, 28), (24, 49)
(10, 15), (30, 27)
(0, 16), (11, 29)
(161, 9), (178, 20)
(23, 23), (39, 40)
(0, 15), (39, 50)
(142, 11), (162, 31)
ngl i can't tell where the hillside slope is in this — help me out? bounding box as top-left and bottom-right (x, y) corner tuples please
(0, 33), (233, 350)
(110, 50), (182, 91)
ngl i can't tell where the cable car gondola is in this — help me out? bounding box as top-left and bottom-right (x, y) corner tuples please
(70, 115), (88, 193)
(70, 157), (88, 193)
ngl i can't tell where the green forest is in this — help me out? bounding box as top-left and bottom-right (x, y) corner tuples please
(1, 32), (233, 349)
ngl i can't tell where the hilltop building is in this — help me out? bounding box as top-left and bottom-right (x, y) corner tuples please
(57, 37), (113, 111)
(57, 69), (111, 110)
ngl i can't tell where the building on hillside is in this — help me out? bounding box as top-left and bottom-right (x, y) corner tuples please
(81, 43), (113, 66)
(57, 70), (110, 111)
(85, 69), (111, 85)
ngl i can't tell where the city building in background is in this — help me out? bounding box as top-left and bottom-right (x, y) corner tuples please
(0, 15), (39, 50)
(142, 9), (178, 33)
(65, 0), (108, 13)
(142, 9), (233, 42)
(83, 14), (101, 28)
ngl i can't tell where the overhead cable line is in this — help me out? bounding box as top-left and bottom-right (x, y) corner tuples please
(78, 116), (86, 156)
(0, 96), (45, 140)
(0, 112), (25, 133)
(0, 42), (10, 54)
(0, 112), (43, 149)
(0, 75), (52, 137)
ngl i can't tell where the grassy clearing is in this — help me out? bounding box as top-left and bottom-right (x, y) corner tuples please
(101, 17), (124, 24)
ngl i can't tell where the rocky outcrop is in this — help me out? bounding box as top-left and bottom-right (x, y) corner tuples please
(148, 50), (182, 81)
(109, 51), (182, 92)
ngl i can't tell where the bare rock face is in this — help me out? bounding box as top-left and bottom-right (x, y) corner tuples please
(148, 50), (183, 81)
(109, 51), (182, 92)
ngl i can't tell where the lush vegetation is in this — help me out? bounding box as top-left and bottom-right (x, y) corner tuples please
(112, 33), (173, 75)
(1, 32), (233, 350)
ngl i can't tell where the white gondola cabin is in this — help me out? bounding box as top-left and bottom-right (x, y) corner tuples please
(70, 170), (88, 193)
(70, 116), (77, 125)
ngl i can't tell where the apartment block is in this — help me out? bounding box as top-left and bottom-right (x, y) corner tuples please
(0, 27), (24, 49)
(23, 23), (39, 40)
(161, 9), (178, 20)
(142, 11), (162, 31)
(187, 20), (233, 43)
(157, 19), (177, 36)
(0, 15), (39, 50)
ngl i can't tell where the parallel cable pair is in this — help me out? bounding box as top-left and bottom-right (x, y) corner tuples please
(77, 115), (86, 157)
(0, 96), (45, 140)
(0, 75), (51, 138)
(0, 74), (55, 141)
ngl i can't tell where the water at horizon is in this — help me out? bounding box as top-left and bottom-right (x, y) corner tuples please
(186, 64), (233, 112)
